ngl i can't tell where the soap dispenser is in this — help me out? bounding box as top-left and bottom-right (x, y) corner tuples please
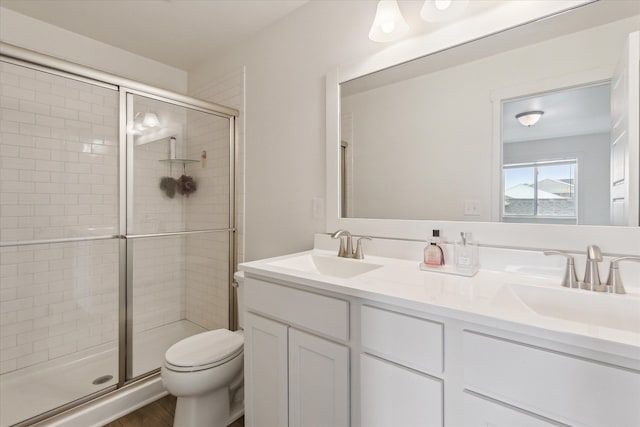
(424, 229), (445, 266)
(454, 231), (478, 274)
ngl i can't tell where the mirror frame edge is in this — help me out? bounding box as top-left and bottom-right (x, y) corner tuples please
(324, 2), (640, 256)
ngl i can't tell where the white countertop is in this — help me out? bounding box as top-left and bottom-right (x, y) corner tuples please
(240, 249), (640, 361)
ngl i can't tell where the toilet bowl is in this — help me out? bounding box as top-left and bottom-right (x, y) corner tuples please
(161, 272), (245, 427)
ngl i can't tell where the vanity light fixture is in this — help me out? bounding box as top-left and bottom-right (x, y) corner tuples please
(516, 110), (545, 127)
(369, 0), (409, 43)
(420, 0), (469, 22)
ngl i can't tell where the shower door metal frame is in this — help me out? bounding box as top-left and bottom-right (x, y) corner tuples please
(120, 88), (238, 384)
(0, 42), (239, 424)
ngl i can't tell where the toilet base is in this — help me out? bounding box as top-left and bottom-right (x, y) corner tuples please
(173, 386), (229, 427)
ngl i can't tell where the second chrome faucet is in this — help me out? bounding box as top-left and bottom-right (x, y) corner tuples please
(544, 245), (640, 294)
(331, 229), (371, 259)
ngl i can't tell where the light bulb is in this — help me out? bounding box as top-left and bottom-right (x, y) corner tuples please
(434, 0), (452, 10)
(420, 0), (468, 22)
(381, 20), (395, 34)
(368, 0), (409, 43)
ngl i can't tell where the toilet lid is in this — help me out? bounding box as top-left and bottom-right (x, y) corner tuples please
(165, 329), (244, 368)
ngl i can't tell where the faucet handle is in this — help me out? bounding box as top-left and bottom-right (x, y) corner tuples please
(354, 236), (372, 260)
(544, 251), (580, 288)
(605, 256), (640, 294)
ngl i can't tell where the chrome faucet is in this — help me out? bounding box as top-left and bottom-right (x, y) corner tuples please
(583, 245), (605, 291)
(605, 256), (640, 294)
(330, 230), (371, 259)
(331, 229), (353, 258)
(545, 245), (638, 294)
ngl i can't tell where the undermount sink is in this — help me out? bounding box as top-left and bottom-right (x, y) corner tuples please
(268, 253), (383, 279)
(494, 283), (640, 333)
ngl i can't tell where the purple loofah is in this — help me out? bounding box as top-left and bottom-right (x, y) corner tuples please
(176, 175), (197, 197)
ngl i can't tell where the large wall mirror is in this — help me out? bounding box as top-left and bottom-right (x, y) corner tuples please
(338, 1), (639, 229)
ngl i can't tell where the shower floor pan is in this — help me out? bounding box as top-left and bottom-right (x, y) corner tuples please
(0, 320), (205, 427)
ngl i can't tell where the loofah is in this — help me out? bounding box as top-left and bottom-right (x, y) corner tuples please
(176, 174), (197, 197)
(159, 176), (178, 198)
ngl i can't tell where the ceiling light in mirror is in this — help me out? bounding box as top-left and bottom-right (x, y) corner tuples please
(421, 0), (468, 22)
(515, 111), (544, 127)
(369, 0), (409, 43)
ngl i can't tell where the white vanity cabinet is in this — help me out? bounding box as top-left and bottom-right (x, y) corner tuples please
(360, 305), (444, 427)
(243, 276), (350, 427)
(242, 261), (640, 427)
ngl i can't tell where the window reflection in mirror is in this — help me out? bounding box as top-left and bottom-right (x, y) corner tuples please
(502, 83), (609, 225)
(339, 2), (639, 226)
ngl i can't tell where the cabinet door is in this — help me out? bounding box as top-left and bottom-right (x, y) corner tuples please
(244, 312), (289, 427)
(463, 392), (561, 427)
(289, 328), (350, 427)
(360, 354), (443, 427)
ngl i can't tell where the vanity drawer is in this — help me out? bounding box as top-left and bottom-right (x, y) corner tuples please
(361, 305), (443, 375)
(463, 331), (640, 427)
(361, 354), (443, 427)
(244, 277), (349, 341)
(462, 392), (560, 427)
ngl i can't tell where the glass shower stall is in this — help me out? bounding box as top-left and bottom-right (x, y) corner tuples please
(0, 50), (237, 426)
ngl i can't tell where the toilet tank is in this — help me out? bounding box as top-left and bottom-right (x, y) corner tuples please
(233, 271), (245, 329)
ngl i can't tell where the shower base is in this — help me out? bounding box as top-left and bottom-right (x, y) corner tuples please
(0, 320), (205, 427)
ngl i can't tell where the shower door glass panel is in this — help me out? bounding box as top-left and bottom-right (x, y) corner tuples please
(0, 61), (120, 427)
(128, 94), (231, 235)
(129, 232), (230, 378)
(0, 61), (119, 242)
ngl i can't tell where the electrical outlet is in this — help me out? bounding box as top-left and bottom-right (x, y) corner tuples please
(464, 200), (482, 216)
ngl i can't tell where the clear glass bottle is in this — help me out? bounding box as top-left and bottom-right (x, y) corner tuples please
(454, 231), (478, 273)
(424, 229), (445, 266)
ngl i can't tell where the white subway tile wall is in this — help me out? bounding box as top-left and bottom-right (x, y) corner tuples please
(1, 61), (119, 375)
(0, 62), (119, 241)
(183, 104), (231, 331)
(0, 240), (118, 375)
(189, 67), (245, 264)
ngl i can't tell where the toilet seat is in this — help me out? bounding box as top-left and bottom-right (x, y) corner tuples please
(165, 329), (244, 373)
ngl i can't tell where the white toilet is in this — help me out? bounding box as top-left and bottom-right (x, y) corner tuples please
(161, 272), (245, 427)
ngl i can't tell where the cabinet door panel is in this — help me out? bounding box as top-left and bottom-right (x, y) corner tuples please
(244, 313), (288, 427)
(289, 328), (350, 427)
(360, 354), (443, 427)
(463, 392), (562, 427)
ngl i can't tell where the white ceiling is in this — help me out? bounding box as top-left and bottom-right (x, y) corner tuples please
(503, 83), (611, 143)
(0, 0), (308, 70)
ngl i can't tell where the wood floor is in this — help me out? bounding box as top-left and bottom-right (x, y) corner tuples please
(103, 395), (244, 427)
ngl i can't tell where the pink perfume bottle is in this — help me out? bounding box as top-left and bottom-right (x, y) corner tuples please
(424, 229), (445, 266)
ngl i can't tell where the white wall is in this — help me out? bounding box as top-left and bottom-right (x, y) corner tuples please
(188, 1), (387, 261)
(0, 7), (187, 94)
